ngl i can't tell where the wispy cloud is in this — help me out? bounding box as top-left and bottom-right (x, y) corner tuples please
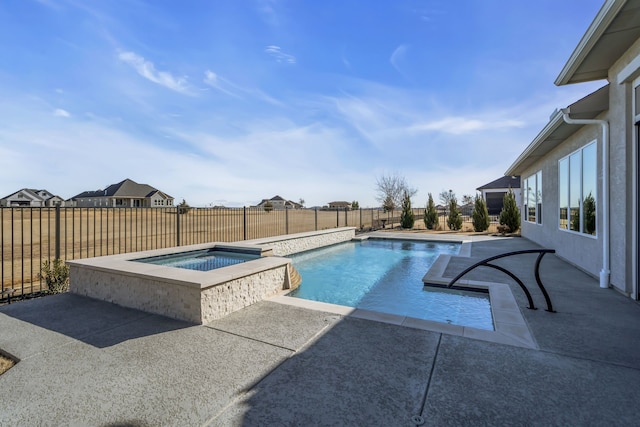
(203, 70), (241, 98)
(118, 50), (193, 95)
(409, 117), (524, 135)
(390, 44), (408, 74)
(257, 0), (281, 27)
(53, 108), (71, 117)
(265, 45), (296, 64)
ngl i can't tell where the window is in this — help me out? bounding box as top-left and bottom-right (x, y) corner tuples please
(558, 142), (597, 235)
(524, 171), (542, 224)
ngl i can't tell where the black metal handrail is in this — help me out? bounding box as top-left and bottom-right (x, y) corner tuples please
(446, 249), (556, 312)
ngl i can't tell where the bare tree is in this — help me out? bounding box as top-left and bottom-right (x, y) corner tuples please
(439, 189), (456, 207)
(461, 194), (474, 205)
(375, 173), (417, 211)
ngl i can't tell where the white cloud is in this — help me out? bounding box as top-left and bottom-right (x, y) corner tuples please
(409, 117), (524, 135)
(53, 108), (70, 117)
(265, 45), (296, 64)
(118, 50), (193, 95)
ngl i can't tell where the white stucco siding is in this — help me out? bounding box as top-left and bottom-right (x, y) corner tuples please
(519, 124), (604, 281)
(608, 37), (640, 294)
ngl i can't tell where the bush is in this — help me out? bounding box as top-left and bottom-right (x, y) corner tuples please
(400, 192), (415, 229)
(447, 197), (462, 231)
(471, 195), (490, 232)
(499, 188), (520, 233)
(39, 259), (69, 294)
(263, 201), (273, 212)
(424, 193), (439, 230)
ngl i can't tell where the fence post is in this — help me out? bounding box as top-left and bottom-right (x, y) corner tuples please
(336, 209), (339, 228)
(359, 208), (362, 229)
(286, 208), (289, 235)
(243, 206), (247, 240)
(55, 205), (61, 259)
(315, 208), (318, 231)
(344, 207), (347, 226)
(176, 206), (180, 247)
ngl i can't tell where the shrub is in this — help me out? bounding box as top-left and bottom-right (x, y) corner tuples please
(499, 188), (520, 233)
(263, 201), (273, 213)
(584, 193), (596, 235)
(39, 259), (69, 294)
(447, 197), (462, 231)
(424, 193), (439, 230)
(471, 195), (490, 232)
(400, 192), (415, 229)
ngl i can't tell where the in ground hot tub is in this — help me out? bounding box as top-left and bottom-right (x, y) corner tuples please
(67, 228), (357, 324)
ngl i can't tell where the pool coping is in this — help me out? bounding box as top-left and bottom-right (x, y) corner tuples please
(268, 233), (538, 349)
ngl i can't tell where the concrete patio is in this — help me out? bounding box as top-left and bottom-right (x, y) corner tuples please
(1, 234), (640, 426)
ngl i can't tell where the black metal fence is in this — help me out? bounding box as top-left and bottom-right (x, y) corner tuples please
(1, 206), (423, 299)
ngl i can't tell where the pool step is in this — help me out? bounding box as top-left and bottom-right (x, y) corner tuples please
(288, 264), (302, 290)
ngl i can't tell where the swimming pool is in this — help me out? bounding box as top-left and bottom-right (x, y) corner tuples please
(288, 239), (494, 330)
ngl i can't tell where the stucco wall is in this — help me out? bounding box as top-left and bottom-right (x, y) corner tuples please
(608, 36), (640, 294)
(519, 124), (603, 280)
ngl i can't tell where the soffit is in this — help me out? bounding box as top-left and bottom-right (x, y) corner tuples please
(556, 0), (640, 85)
(505, 85), (609, 175)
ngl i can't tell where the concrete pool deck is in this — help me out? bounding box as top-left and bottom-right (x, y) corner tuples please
(2, 234), (640, 425)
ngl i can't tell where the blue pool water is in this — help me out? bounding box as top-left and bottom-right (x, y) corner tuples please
(134, 249), (259, 271)
(288, 239), (494, 330)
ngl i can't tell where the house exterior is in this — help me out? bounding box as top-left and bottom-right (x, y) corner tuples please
(505, 0), (640, 299)
(476, 176), (521, 215)
(256, 196), (302, 210)
(70, 179), (174, 208)
(327, 201), (351, 210)
(0, 189), (66, 207)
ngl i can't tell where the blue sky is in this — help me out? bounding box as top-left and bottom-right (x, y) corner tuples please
(0, 0), (606, 208)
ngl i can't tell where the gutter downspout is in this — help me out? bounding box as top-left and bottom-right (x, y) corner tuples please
(561, 108), (610, 289)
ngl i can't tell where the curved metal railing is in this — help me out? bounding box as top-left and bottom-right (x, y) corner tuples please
(446, 249), (556, 312)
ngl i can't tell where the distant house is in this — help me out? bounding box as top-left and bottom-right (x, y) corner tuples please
(0, 189), (66, 207)
(476, 176), (521, 215)
(256, 195), (302, 210)
(327, 201), (351, 210)
(70, 178), (173, 208)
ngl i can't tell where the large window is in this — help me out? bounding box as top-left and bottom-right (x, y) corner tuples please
(524, 171), (542, 224)
(558, 142), (597, 235)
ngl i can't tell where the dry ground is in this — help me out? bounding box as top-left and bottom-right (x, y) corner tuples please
(0, 353), (15, 376)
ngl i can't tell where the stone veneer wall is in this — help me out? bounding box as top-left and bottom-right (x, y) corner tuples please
(249, 227), (356, 256)
(200, 265), (288, 324)
(70, 266), (203, 323)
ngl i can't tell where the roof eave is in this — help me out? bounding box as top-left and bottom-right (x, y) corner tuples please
(555, 0), (626, 85)
(505, 111), (565, 176)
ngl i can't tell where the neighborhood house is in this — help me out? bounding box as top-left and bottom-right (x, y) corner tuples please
(0, 189), (66, 207)
(70, 178), (174, 208)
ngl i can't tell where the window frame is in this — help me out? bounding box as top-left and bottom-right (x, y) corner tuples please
(523, 171), (542, 225)
(558, 140), (598, 237)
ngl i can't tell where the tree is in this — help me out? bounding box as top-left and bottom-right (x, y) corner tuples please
(263, 201), (273, 212)
(462, 194), (474, 205)
(375, 173), (417, 212)
(424, 193), (439, 230)
(382, 195), (394, 213)
(178, 199), (190, 214)
(499, 188), (520, 233)
(471, 195), (490, 232)
(298, 198), (305, 207)
(447, 196), (462, 231)
(400, 192), (415, 229)
(439, 189), (455, 207)
(583, 193), (596, 235)
(351, 200), (360, 210)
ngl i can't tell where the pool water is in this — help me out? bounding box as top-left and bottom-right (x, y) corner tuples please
(134, 249), (259, 271)
(288, 239), (494, 330)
